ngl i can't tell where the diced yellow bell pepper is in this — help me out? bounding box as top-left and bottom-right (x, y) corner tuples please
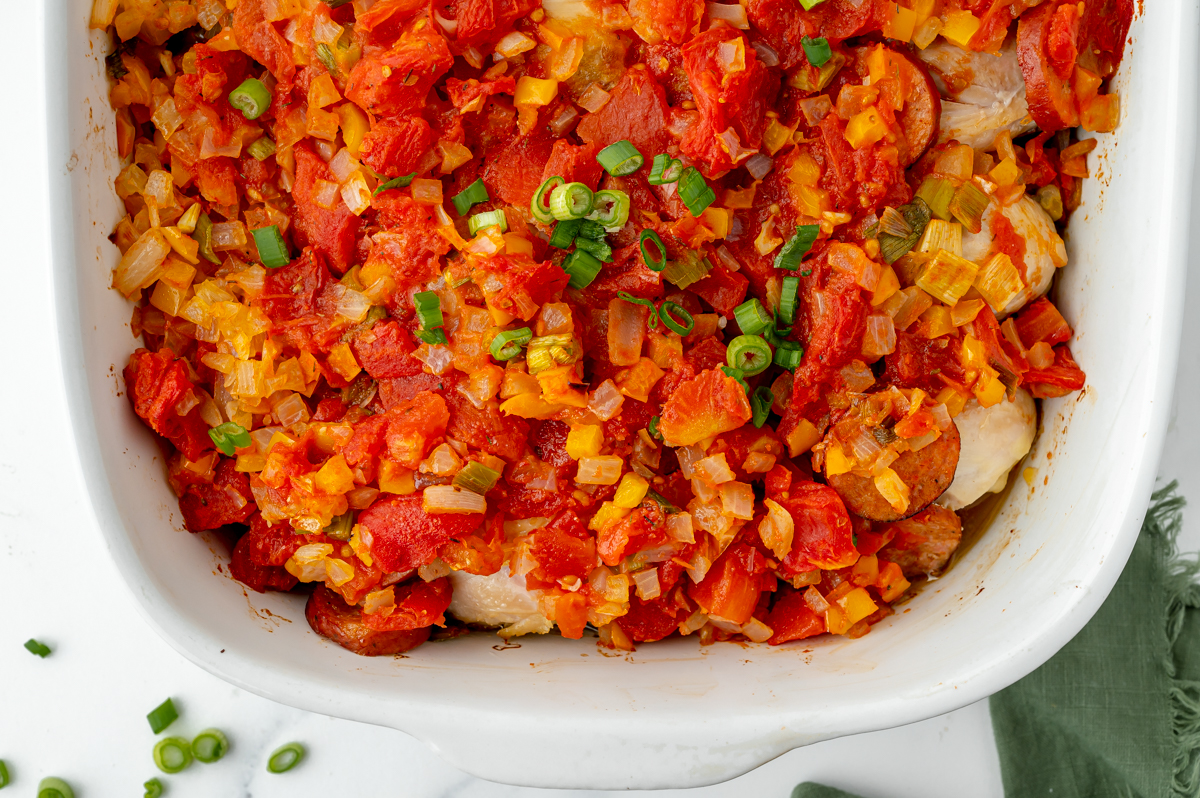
(935, 386), (969, 417)
(315, 454), (355, 495)
(788, 151), (821, 186)
(379, 460), (416, 494)
(336, 103), (370, 156)
(788, 418), (822, 457)
(974, 367), (1006, 407)
(870, 265), (901, 306)
(989, 156), (1020, 187)
(499, 393), (569, 419)
(514, 76), (558, 106)
(615, 357), (666, 403)
(565, 424), (604, 460)
(940, 10), (981, 48)
(838, 587), (879, 626)
(882, 4), (918, 43)
(326, 342), (362, 382)
(613, 473), (650, 509)
(824, 442), (852, 475)
(844, 107), (888, 150)
(588, 500), (631, 531)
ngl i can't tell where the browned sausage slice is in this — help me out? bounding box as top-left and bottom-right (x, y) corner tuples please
(1018, 0), (1080, 133)
(852, 46), (940, 166)
(876, 504), (963, 579)
(825, 420), (960, 522)
(306, 586), (431, 656)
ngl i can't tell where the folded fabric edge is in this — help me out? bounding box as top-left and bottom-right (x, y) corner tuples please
(1154, 481), (1200, 797)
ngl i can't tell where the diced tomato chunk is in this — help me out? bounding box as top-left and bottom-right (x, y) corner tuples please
(1023, 345), (1087, 398)
(687, 543), (771, 625)
(231, 0), (297, 85)
(241, 513), (305, 567)
(351, 320), (425, 380)
(775, 481), (859, 574)
(345, 16), (454, 116)
(358, 494), (483, 573)
(1015, 297), (1073, 347)
(291, 143), (361, 275)
(123, 348), (214, 461)
(178, 458), (256, 532)
(620, 594), (685, 642)
(362, 577), (453, 630)
(577, 69), (673, 159)
(230, 534), (299, 593)
(658, 368), (753, 447)
(688, 265), (749, 317)
(766, 589), (825, 645)
(359, 115), (432, 178)
(530, 510), (597, 582)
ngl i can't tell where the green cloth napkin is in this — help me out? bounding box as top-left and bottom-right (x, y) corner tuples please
(794, 483), (1200, 798)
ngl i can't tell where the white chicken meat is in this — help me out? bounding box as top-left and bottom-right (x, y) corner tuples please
(917, 38), (1036, 151)
(962, 193), (1067, 317)
(940, 389), (1037, 510)
(447, 567), (555, 638)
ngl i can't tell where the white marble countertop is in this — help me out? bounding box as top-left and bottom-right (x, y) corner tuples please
(4, 5), (1197, 796)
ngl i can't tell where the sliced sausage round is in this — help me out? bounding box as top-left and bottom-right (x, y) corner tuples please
(305, 586), (431, 656)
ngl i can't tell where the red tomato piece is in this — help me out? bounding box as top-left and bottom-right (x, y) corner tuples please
(435, 0), (539, 48)
(629, 0), (704, 45)
(1014, 297), (1073, 347)
(359, 115), (433, 179)
(291, 143), (361, 275)
(256, 246), (345, 353)
(445, 389), (529, 462)
(554, 592), (589, 640)
(345, 15), (454, 116)
(530, 510), (597, 582)
(658, 368), (754, 447)
(351, 320), (425, 380)
(1023, 344), (1087, 398)
(881, 331), (967, 394)
(358, 494), (483, 573)
(813, 113), (909, 213)
(230, 534), (299, 594)
(383, 391), (450, 468)
(362, 577), (453, 631)
(766, 589), (825, 645)
(445, 76), (516, 112)
(231, 0), (297, 85)
(621, 594), (685, 642)
(241, 513), (305, 567)
(687, 543), (770, 625)
(582, 244), (665, 308)
(178, 458), (256, 532)
(776, 481), (859, 574)
(194, 156), (239, 207)
(689, 265), (749, 317)
(576, 68), (673, 159)
(123, 348), (214, 461)
(482, 127), (555, 208)
(365, 193), (451, 289)
(540, 139), (605, 192)
(596, 499), (668, 567)
(377, 373), (452, 410)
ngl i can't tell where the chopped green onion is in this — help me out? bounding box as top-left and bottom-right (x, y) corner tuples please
(415, 328), (449, 345)
(452, 178), (489, 216)
(252, 225), (289, 268)
(453, 461), (502, 494)
(778, 276), (800, 325)
(229, 78), (271, 120)
(721, 366), (750, 393)
(562, 249), (604, 289)
(766, 319), (792, 349)
(267, 742), (306, 774)
(1036, 184), (1064, 221)
(774, 224), (820, 270)
(247, 136), (277, 161)
(648, 416), (662, 440)
(490, 327), (532, 361)
(801, 36), (832, 67)
(193, 729), (229, 763)
(733, 298), (772, 336)
(878, 197), (932, 264)
(321, 0), (354, 6)
(799, 0), (826, 8)
(194, 212), (220, 265)
(468, 209), (508, 236)
(531, 176), (564, 224)
(0, 760), (8, 788)
(548, 218), (582, 248)
(661, 252), (712, 288)
(915, 176), (955, 221)
(658, 301), (694, 335)
(549, 182), (594, 221)
(209, 421), (251, 456)
(639, 229), (668, 272)
(775, 341), (803, 370)
(146, 698), (179, 734)
(617, 292), (660, 329)
(648, 153), (684, 185)
(587, 189), (630, 229)
(24, 638), (51, 658)
(323, 511), (354, 541)
(577, 219), (608, 240)
(37, 777), (74, 798)
(373, 171), (415, 196)
(316, 43), (339, 75)
(153, 737), (193, 774)
(573, 236), (613, 262)
(677, 167), (716, 216)
(949, 181), (990, 234)
(751, 386), (774, 428)
(727, 335), (773, 376)
(414, 291), (444, 330)
(596, 140), (644, 176)
(143, 778), (164, 798)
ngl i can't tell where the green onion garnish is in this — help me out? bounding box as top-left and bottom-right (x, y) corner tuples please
(531, 176), (564, 224)
(677, 167), (716, 216)
(194, 212), (220, 265)
(453, 461), (502, 495)
(37, 777), (74, 798)
(658, 301), (694, 335)
(209, 421), (251, 456)
(549, 182), (594, 221)
(229, 78), (271, 120)
(801, 36), (832, 67)
(775, 341), (803, 370)
(648, 153), (684, 185)
(252, 225), (289, 268)
(727, 334), (773, 376)
(316, 42), (339, 75)
(774, 225), (820, 270)
(0, 760), (9, 788)
(799, 0), (827, 8)
(562, 249), (604, 289)
(573, 236), (613, 262)
(733, 298), (772, 336)
(778, 275), (800, 325)
(878, 197), (932, 264)
(143, 778), (164, 798)
(915, 176), (955, 221)
(596, 140), (644, 176)
(661, 252), (712, 289)
(414, 291), (444, 331)
(639, 229), (668, 272)
(24, 638), (51, 658)
(648, 415), (662, 440)
(490, 327), (533, 361)
(548, 219), (582, 249)
(468, 209), (508, 236)
(577, 220), (608, 240)
(452, 178), (489, 216)
(193, 729), (229, 763)
(324, 511), (354, 541)
(153, 737), (193, 774)
(587, 189), (630, 229)
(949, 181), (990, 234)
(721, 366), (750, 393)
(617, 292), (660, 329)
(751, 386), (774, 428)
(247, 136), (277, 161)
(267, 742), (306, 774)
(415, 328), (449, 345)
(373, 171), (416, 196)
(146, 698), (179, 734)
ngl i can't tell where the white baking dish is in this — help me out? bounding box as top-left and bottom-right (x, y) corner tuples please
(46, 2), (1196, 789)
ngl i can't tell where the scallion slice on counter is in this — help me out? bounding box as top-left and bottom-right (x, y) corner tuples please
(677, 167), (716, 216)
(531, 176), (564, 224)
(727, 335), (773, 376)
(252, 225), (289, 268)
(468, 209), (508, 236)
(490, 327), (532, 361)
(733, 298), (772, 336)
(453, 461), (502, 495)
(562, 249), (603, 289)
(452, 178), (489, 216)
(639, 229), (668, 272)
(37, 777), (74, 798)
(775, 340), (803, 370)
(153, 738), (193, 774)
(229, 78), (271, 120)
(24, 638), (51, 658)
(192, 729), (229, 763)
(587, 189), (629, 229)
(774, 224), (819, 270)
(751, 386), (774, 428)
(647, 153), (684, 185)
(266, 742), (306, 774)
(596, 140), (644, 176)
(549, 182), (594, 221)
(146, 698), (179, 734)
(658, 302), (694, 336)
(143, 778), (164, 798)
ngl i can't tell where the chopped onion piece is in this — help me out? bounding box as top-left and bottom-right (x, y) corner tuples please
(504, 517), (550, 536)
(423, 485), (487, 514)
(576, 456), (623, 485)
(707, 2), (749, 28)
(751, 41), (780, 67)
(693, 453), (735, 485)
(576, 83), (612, 113)
(759, 498), (794, 560)
(741, 617), (773, 643)
(587, 379), (625, 421)
(666, 512), (695, 544)
(113, 228), (170, 298)
(680, 609), (709, 634)
(719, 481), (755, 520)
(847, 425), (883, 463)
(804, 586), (830, 614)
(633, 568), (662, 600)
(708, 614), (743, 633)
(746, 152), (773, 180)
(607, 298), (648, 367)
(496, 31), (537, 58)
(432, 8), (458, 33)
(676, 445), (706, 479)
